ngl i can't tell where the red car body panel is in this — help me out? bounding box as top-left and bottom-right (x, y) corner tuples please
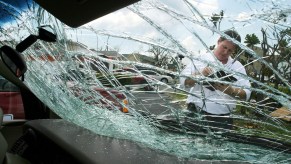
(0, 91), (24, 119)
(69, 85), (128, 112)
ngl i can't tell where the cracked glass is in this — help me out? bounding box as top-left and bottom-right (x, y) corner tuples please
(1, 0), (291, 163)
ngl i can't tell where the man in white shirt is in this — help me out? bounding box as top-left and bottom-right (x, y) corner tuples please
(180, 30), (251, 130)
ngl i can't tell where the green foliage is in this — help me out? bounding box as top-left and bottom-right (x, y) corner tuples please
(278, 85), (291, 95)
(244, 33), (260, 48)
(233, 118), (291, 144)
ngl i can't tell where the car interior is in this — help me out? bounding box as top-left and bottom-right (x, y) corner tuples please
(1, 0), (290, 164)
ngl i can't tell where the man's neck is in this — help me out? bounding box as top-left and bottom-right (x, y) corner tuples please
(213, 50), (228, 64)
(219, 58), (228, 64)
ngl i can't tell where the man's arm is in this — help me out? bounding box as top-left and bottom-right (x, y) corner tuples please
(213, 83), (247, 100)
(184, 78), (196, 87)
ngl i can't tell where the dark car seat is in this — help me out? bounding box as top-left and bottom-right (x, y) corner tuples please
(0, 108), (30, 164)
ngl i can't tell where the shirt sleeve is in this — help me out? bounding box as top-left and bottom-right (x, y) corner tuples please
(232, 61), (252, 101)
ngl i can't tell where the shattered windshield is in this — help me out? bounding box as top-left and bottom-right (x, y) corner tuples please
(1, 0), (291, 163)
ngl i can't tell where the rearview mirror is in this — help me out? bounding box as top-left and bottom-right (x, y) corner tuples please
(38, 26), (57, 42)
(16, 26), (57, 52)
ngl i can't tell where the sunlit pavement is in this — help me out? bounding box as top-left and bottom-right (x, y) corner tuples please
(129, 85), (185, 115)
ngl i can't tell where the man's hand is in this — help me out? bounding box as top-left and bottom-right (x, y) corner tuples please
(201, 67), (213, 76)
(184, 67), (213, 87)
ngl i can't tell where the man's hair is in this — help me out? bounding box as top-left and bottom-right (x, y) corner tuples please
(220, 30), (241, 43)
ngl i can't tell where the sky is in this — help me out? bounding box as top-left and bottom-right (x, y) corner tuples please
(69, 0), (291, 64)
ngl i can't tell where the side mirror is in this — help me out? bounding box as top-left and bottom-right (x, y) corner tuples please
(0, 45), (27, 77)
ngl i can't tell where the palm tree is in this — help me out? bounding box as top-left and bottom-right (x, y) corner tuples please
(244, 33), (260, 62)
(244, 33), (260, 49)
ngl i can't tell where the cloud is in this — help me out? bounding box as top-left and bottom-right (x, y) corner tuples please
(190, 0), (219, 16)
(235, 12), (252, 22)
(181, 36), (198, 52)
(87, 9), (143, 31)
(82, 0), (227, 54)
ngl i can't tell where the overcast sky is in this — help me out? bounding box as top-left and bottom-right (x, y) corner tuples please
(70, 0), (290, 63)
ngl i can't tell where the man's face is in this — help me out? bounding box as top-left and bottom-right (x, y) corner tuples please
(214, 39), (236, 63)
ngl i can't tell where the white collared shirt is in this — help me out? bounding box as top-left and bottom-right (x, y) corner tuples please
(180, 53), (251, 115)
